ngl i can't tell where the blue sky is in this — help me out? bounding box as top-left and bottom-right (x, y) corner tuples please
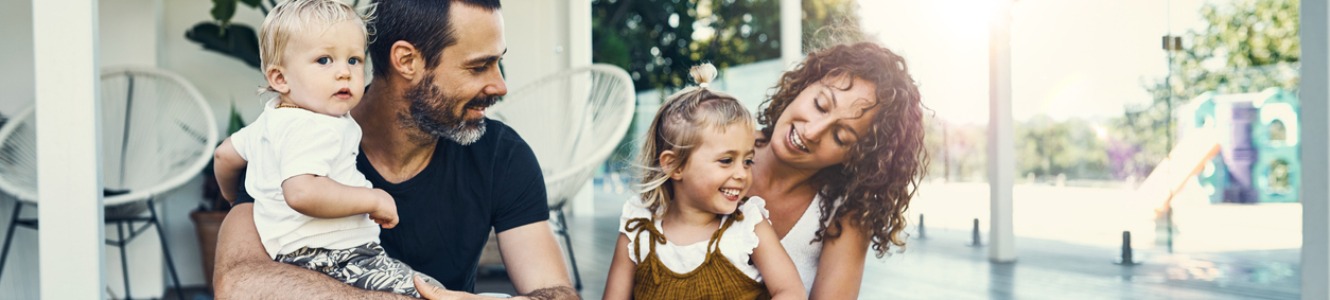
(860, 0), (1211, 124)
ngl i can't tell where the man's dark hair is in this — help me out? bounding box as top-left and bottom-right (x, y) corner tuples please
(368, 0), (502, 76)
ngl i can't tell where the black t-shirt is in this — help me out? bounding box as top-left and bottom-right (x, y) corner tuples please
(234, 119), (549, 292)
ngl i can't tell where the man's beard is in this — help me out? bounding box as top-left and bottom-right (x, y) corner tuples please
(403, 75), (501, 145)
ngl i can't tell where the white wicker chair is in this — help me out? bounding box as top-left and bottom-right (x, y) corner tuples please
(0, 67), (218, 299)
(490, 64), (635, 291)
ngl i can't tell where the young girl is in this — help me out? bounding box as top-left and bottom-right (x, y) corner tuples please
(603, 64), (806, 300)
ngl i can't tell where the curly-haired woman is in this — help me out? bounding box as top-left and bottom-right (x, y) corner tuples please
(749, 41), (928, 299)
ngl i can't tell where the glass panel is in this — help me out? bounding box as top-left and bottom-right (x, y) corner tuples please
(1160, 0), (1300, 294)
(1002, 0), (1171, 252)
(863, 0), (992, 236)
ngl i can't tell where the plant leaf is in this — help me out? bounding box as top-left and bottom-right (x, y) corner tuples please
(184, 22), (262, 69)
(228, 102), (247, 135)
(211, 0), (237, 24)
(239, 0), (262, 9)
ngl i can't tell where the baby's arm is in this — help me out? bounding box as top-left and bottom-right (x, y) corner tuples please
(281, 175), (398, 228)
(752, 217), (808, 299)
(213, 138), (247, 205)
(602, 233), (637, 300)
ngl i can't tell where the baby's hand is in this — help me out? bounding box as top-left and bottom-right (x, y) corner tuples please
(369, 189), (399, 229)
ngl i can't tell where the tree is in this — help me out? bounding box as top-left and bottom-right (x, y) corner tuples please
(1119, 0), (1298, 179)
(802, 0), (867, 50)
(592, 0), (865, 92)
(594, 0), (866, 175)
(1015, 116), (1109, 182)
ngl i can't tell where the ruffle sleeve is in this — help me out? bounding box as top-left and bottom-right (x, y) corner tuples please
(732, 196), (770, 259)
(619, 197), (657, 263)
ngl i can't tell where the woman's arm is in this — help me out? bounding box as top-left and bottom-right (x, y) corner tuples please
(602, 234), (637, 300)
(213, 138), (246, 204)
(808, 220), (869, 299)
(752, 219), (807, 299)
(213, 203), (414, 299)
(281, 175), (398, 228)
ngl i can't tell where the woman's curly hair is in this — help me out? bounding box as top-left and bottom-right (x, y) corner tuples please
(756, 42), (928, 258)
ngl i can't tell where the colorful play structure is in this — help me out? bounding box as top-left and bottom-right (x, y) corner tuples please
(1139, 87), (1300, 207)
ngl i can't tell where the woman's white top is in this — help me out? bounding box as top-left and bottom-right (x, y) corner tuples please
(229, 98), (379, 258)
(768, 194), (827, 294)
(619, 196), (770, 281)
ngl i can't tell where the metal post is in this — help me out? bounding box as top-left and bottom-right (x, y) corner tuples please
(1115, 231), (1138, 266)
(970, 218), (983, 247)
(0, 202), (22, 283)
(917, 214), (926, 240)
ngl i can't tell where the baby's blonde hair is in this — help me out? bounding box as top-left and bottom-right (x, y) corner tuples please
(258, 0), (369, 73)
(637, 63), (755, 216)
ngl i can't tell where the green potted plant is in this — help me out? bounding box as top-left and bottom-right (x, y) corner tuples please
(190, 102), (246, 291)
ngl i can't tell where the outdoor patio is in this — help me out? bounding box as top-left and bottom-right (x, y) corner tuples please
(480, 180), (1301, 300)
(3, 0), (1329, 299)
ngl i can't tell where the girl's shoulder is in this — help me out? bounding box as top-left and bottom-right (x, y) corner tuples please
(724, 196), (770, 257)
(619, 196), (655, 223)
(738, 196), (770, 221)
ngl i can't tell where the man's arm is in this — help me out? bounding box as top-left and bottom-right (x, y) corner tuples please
(213, 203), (414, 300)
(497, 221), (578, 300)
(412, 221), (577, 300)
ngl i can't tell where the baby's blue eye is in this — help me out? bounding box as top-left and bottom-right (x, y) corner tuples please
(349, 57), (362, 65)
(317, 57), (332, 65)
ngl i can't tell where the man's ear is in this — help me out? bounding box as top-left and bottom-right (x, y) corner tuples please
(265, 66), (290, 94)
(391, 40), (423, 81)
(659, 150), (684, 180)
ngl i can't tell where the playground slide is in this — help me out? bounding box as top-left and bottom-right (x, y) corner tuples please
(1135, 131), (1221, 212)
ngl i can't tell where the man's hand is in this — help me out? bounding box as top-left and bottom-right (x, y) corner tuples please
(370, 188), (399, 228)
(415, 275), (461, 300)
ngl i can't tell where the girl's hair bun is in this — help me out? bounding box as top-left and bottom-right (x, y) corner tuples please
(689, 63), (717, 88)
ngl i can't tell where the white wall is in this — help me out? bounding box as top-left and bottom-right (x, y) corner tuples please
(0, 0), (35, 118)
(503, 1), (574, 90)
(499, 1), (600, 216)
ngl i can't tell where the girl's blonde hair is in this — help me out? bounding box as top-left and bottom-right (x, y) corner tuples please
(258, 0), (371, 73)
(638, 63), (754, 215)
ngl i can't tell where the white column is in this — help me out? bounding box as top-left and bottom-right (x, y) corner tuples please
(568, 0), (591, 69)
(1301, 0), (1329, 299)
(987, 0), (1016, 263)
(33, 0), (105, 299)
(568, 0), (595, 217)
(780, 0), (801, 69)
